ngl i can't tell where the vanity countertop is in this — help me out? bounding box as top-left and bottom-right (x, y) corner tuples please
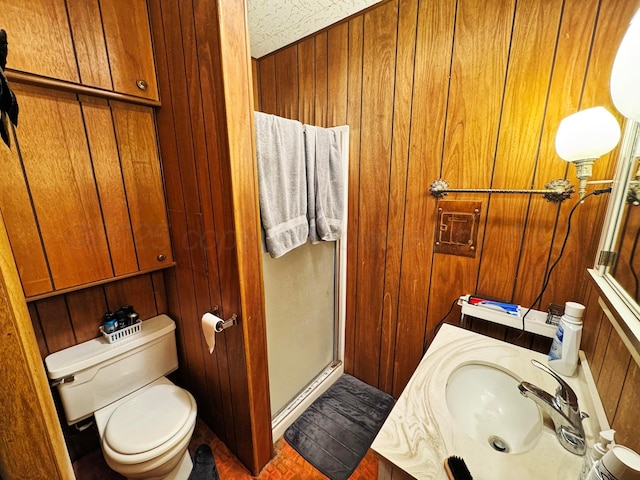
(371, 324), (607, 480)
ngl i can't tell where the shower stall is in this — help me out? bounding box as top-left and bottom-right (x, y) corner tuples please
(261, 126), (349, 441)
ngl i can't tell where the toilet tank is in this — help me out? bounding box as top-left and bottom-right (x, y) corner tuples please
(45, 314), (179, 425)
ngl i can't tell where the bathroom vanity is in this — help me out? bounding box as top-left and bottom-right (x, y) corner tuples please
(371, 324), (608, 480)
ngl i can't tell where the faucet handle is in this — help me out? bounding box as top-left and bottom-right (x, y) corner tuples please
(530, 359), (578, 408)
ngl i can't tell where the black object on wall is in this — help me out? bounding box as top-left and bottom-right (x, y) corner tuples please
(0, 29), (19, 148)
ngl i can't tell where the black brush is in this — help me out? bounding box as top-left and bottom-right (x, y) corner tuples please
(444, 456), (473, 480)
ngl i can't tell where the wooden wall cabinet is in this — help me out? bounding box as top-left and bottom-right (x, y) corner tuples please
(2, 0), (158, 102)
(0, 84), (172, 298)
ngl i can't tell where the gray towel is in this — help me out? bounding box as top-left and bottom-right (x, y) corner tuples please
(255, 112), (308, 258)
(304, 125), (344, 243)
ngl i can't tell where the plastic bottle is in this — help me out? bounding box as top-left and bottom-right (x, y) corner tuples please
(101, 311), (117, 333)
(579, 429), (615, 480)
(548, 301), (585, 376)
(585, 444), (640, 480)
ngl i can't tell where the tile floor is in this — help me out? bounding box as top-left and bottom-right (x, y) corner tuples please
(72, 418), (379, 479)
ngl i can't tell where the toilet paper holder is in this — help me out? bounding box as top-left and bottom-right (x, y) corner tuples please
(209, 306), (238, 332)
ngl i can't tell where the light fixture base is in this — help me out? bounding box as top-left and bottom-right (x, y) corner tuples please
(543, 179), (575, 203)
(573, 158), (596, 198)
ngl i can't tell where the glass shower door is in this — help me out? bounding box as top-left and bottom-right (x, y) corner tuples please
(262, 239), (338, 417)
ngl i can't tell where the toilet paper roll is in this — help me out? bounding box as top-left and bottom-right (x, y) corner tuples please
(201, 312), (224, 354)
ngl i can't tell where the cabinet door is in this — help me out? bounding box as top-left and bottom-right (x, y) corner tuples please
(65, 0), (113, 90)
(100, 0), (159, 101)
(13, 85), (113, 290)
(80, 96), (139, 276)
(1, 0), (79, 83)
(0, 129), (51, 296)
(112, 102), (172, 269)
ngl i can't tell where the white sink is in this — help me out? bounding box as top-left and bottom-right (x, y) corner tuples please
(372, 325), (606, 479)
(445, 362), (543, 453)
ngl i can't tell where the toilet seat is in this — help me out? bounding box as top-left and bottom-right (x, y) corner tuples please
(104, 384), (193, 455)
(101, 384), (197, 466)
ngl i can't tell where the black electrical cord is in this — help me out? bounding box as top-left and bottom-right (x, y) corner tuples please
(515, 187), (612, 341)
(422, 297), (459, 354)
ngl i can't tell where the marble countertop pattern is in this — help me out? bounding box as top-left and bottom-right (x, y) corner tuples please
(371, 324), (605, 480)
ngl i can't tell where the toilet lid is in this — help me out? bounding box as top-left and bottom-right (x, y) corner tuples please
(104, 384), (193, 455)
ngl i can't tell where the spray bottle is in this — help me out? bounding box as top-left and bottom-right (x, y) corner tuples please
(548, 301), (585, 376)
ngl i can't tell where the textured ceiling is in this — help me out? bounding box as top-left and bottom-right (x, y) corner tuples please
(247, 0), (382, 59)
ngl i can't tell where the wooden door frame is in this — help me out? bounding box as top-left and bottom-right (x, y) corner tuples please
(215, 0), (273, 471)
(0, 212), (75, 479)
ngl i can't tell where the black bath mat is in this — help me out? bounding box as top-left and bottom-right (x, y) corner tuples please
(284, 374), (394, 480)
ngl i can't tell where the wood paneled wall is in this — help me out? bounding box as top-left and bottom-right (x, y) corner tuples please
(29, 273), (167, 358)
(581, 286), (640, 452)
(149, 0), (271, 474)
(254, 0), (640, 399)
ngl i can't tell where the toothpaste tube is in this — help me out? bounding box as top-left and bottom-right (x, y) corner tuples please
(467, 296), (520, 317)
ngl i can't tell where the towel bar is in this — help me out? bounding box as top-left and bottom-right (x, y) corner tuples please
(429, 178), (574, 204)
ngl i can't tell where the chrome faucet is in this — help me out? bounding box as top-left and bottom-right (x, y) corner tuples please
(518, 359), (588, 455)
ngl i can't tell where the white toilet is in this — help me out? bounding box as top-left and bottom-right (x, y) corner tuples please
(45, 314), (197, 480)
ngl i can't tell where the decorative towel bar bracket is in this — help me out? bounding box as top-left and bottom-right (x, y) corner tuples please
(210, 305), (238, 332)
(429, 178), (575, 204)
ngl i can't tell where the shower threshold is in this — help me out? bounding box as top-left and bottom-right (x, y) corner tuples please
(271, 360), (344, 442)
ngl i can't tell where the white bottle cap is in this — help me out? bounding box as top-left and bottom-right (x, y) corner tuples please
(600, 429), (616, 445)
(565, 302), (585, 319)
(594, 429), (616, 459)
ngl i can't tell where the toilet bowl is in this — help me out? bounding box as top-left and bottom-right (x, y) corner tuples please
(45, 314), (197, 480)
(95, 378), (197, 480)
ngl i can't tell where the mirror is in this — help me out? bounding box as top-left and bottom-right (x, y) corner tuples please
(590, 7), (640, 365)
(610, 122), (640, 300)
(592, 119), (640, 364)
